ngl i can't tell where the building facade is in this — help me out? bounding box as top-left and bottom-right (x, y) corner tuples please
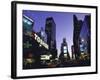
(73, 15), (83, 59)
(45, 17), (57, 59)
(79, 15), (91, 60)
(23, 15), (49, 69)
(73, 15), (91, 60)
(59, 38), (70, 62)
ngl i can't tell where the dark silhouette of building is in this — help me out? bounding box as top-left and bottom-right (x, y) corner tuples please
(45, 17), (57, 59)
(59, 38), (70, 62)
(79, 15), (91, 60)
(73, 15), (83, 59)
(73, 15), (91, 60)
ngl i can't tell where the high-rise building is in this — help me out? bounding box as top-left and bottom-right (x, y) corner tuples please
(73, 15), (91, 60)
(23, 15), (34, 32)
(59, 38), (70, 61)
(23, 15), (34, 59)
(45, 17), (57, 58)
(73, 15), (83, 59)
(23, 15), (49, 69)
(79, 15), (91, 57)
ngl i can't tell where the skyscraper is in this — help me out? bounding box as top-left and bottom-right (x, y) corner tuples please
(59, 38), (70, 61)
(23, 15), (34, 58)
(45, 17), (57, 58)
(73, 15), (91, 60)
(23, 15), (49, 69)
(23, 15), (34, 32)
(79, 15), (91, 58)
(73, 15), (83, 59)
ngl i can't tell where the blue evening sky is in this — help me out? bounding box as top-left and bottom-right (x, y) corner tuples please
(23, 10), (90, 57)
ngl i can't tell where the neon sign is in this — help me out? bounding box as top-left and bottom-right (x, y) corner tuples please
(25, 31), (49, 49)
